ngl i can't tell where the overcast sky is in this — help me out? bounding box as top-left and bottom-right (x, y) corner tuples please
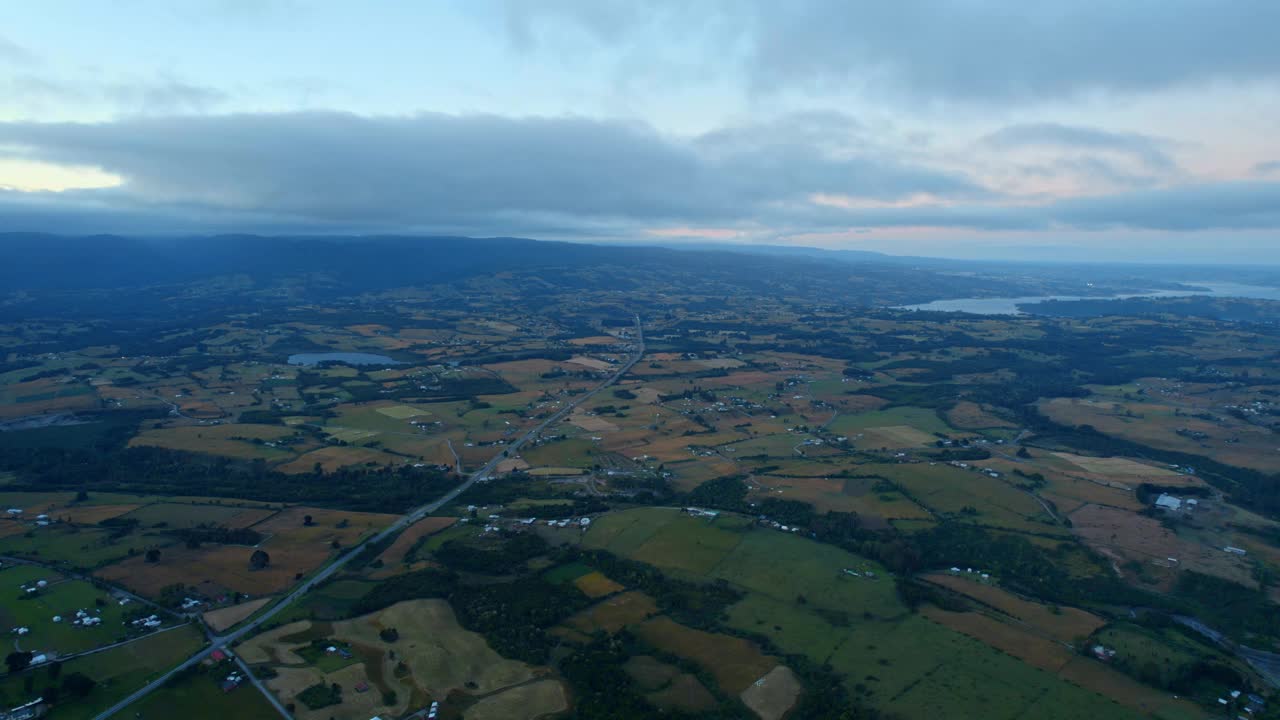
(2, 0), (1279, 263)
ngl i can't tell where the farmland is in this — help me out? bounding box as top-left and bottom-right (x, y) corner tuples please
(0, 624), (206, 720)
(1, 244), (1279, 718)
(241, 599), (563, 720)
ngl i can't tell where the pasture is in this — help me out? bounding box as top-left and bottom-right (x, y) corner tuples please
(1069, 503), (1254, 588)
(572, 570), (625, 598)
(0, 525), (155, 570)
(129, 423), (297, 461)
(463, 679), (569, 720)
(245, 599), (553, 720)
(203, 596), (272, 632)
(563, 590), (659, 634)
(0, 624), (205, 720)
(1040, 397), (1280, 474)
(521, 437), (602, 469)
(826, 406), (952, 437)
(0, 570), (128, 654)
(920, 573), (1104, 642)
(870, 462), (1065, 535)
(634, 615), (778, 694)
(128, 659), (281, 720)
(120, 502), (275, 529)
(98, 507), (395, 598)
(371, 515), (456, 575)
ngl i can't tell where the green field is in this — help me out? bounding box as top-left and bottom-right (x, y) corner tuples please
(867, 463), (1066, 536)
(590, 508), (1141, 720)
(710, 530), (902, 618)
(119, 503), (253, 529)
(543, 561), (593, 584)
(0, 567), (129, 654)
(826, 406), (952, 436)
(720, 433), (811, 458)
(0, 624), (205, 719)
(521, 437), (602, 468)
(0, 526), (164, 570)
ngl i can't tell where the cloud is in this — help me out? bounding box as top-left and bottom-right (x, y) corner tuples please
(0, 35), (35, 66)
(0, 112), (1278, 241)
(104, 78), (229, 114)
(803, 181), (1280, 233)
(501, 1), (1280, 104)
(0, 110), (982, 232)
(982, 123), (1178, 173)
(1254, 160), (1280, 176)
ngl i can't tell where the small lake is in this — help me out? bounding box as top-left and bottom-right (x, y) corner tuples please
(896, 282), (1280, 315)
(286, 352), (402, 367)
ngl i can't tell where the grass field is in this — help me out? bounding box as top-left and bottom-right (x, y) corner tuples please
(946, 401), (1016, 430)
(0, 568), (129, 655)
(564, 591), (659, 634)
(202, 597), (272, 632)
(98, 507), (395, 599)
(246, 599), (546, 720)
(624, 656), (717, 713)
(128, 659), (281, 720)
(463, 679), (569, 720)
(710, 530), (903, 619)
(635, 615), (777, 694)
(119, 503), (275, 529)
(370, 515), (456, 576)
(1070, 503), (1254, 588)
(921, 573), (1105, 642)
(521, 438), (601, 469)
(129, 424), (296, 462)
(572, 570), (625, 598)
(869, 463), (1066, 536)
(277, 445), (403, 474)
(826, 406), (952, 437)
(1040, 397), (1280, 474)
(0, 624), (205, 720)
(0, 525), (159, 570)
(586, 508), (1161, 720)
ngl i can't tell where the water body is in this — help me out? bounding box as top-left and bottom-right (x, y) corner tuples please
(897, 282), (1280, 315)
(287, 352), (402, 366)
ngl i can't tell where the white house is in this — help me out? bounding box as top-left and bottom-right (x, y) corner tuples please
(1155, 494), (1182, 511)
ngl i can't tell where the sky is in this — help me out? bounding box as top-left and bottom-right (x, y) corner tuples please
(1, 1), (1279, 263)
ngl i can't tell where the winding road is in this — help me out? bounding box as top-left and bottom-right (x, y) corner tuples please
(94, 315), (644, 719)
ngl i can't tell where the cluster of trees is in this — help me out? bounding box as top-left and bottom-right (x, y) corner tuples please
(433, 533), (550, 575)
(0, 658), (95, 707)
(174, 526), (264, 548)
(0, 437), (458, 512)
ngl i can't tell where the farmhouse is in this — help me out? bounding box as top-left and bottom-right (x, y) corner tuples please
(1154, 494), (1183, 511)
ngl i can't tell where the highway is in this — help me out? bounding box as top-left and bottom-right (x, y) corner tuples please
(96, 315), (644, 719)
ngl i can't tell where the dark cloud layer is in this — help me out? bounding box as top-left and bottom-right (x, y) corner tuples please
(0, 111), (980, 228)
(1, 112), (1278, 239)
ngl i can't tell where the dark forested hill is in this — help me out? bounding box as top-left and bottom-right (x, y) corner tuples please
(0, 232), (1061, 309)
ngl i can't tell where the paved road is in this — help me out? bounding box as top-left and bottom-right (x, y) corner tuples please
(96, 315), (645, 719)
